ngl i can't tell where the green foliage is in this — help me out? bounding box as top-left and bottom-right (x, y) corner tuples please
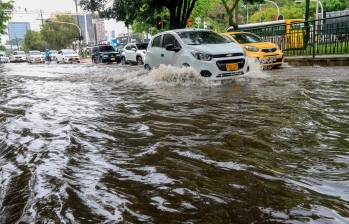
(41, 15), (79, 50)
(0, 44), (5, 51)
(81, 0), (199, 29)
(250, 4), (304, 23)
(322, 0), (348, 12)
(23, 30), (47, 51)
(0, 0), (13, 35)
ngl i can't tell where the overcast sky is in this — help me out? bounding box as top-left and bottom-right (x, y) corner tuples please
(1, 0), (127, 44)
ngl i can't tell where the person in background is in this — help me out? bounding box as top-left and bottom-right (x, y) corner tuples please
(45, 49), (51, 62)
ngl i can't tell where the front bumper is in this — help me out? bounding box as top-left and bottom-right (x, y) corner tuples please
(30, 58), (45, 63)
(191, 56), (248, 81)
(12, 57), (27, 62)
(101, 54), (121, 63)
(247, 51), (284, 66)
(65, 57), (80, 63)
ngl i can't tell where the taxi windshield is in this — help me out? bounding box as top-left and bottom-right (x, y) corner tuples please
(230, 33), (263, 44)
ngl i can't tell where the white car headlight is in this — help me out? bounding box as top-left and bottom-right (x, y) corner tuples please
(191, 51), (212, 61)
(244, 46), (259, 52)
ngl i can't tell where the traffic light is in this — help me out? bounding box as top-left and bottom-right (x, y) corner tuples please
(156, 16), (163, 30)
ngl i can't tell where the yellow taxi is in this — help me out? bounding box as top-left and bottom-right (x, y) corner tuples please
(223, 32), (284, 68)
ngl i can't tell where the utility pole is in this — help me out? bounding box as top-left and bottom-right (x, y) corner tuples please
(40, 9), (44, 27)
(74, 0), (82, 42)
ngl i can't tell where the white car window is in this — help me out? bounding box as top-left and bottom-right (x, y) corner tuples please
(62, 50), (75, 55)
(177, 31), (231, 45)
(162, 34), (180, 48)
(151, 36), (162, 48)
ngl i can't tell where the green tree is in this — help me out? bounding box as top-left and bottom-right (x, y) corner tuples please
(80, 0), (199, 29)
(220, 0), (265, 29)
(0, 44), (5, 51)
(41, 15), (80, 50)
(322, 0), (347, 12)
(23, 30), (47, 51)
(0, 0), (13, 37)
(250, 4), (304, 23)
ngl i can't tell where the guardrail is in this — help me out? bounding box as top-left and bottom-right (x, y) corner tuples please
(240, 15), (349, 58)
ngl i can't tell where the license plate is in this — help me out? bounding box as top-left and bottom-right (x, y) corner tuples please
(226, 63), (238, 71)
(268, 57), (277, 62)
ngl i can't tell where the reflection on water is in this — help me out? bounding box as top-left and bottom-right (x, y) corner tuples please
(0, 63), (349, 223)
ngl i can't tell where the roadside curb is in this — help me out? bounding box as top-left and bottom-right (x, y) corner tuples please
(285, 55), (349, 66)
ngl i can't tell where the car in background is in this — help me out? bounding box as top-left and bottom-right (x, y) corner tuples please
(223, 32), (283, 68)
(91, 45), (121, 64)
(0, 51), (10, 63)
(27, 51), (45, 63)
(121, 43), (148, 65)
(56, 49), (80, 64)
(10, 51), (27, 63)
(144, 29), (249, 80)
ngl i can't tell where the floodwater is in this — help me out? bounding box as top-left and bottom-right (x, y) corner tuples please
(0, 63), (348, 223)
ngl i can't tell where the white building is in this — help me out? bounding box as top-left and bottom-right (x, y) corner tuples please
(94, 19), (107, 44)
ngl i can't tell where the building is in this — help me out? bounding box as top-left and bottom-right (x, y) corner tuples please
(94, 19), (107, 44)
(8, 22), (31, 47)
(111, 30), (116, 39)
(76, 14), (94, 46)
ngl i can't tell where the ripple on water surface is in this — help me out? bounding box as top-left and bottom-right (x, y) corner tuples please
(0, 63), (349, 223)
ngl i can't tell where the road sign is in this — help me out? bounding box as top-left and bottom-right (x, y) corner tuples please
(187, 18), (193, 26)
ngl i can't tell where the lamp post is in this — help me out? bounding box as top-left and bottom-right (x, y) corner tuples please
(265, 0), (280, 18)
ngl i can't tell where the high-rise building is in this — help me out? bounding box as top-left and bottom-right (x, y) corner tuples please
(76, 14), (94, 46)
(94, 19), (107, 44)
(8, 22), (31, 46)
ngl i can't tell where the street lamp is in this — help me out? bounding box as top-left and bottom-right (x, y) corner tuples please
(295, 0), (323, 20)
(265, 0), (280, 18)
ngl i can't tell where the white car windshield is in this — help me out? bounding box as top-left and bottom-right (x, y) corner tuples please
(14, 51), (26, 55)
(50, 50), (58, 54)
(177, 31), (231, 45)
(62, 50), (76, 54)
(30, 51), (41, 55)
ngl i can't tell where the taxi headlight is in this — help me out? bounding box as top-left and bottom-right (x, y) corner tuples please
(244, 45), (259, 52)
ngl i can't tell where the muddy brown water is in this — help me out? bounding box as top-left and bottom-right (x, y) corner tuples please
(0, 63), (348, 223)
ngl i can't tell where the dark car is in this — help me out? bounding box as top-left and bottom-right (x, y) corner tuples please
(91, 45), (121, 64)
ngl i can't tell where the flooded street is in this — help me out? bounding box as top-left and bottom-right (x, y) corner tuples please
(0, 63), (348, 223)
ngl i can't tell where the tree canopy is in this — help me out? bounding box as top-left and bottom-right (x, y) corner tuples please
(23, 30), (47, 51)
(41, 15), (80, 50)
(0, 0), (13, 35)
(80, 0), (199, 29)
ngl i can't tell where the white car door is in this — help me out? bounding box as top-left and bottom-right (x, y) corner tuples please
(148, 35), (163, 68)
(161, 34), (182, 65)
(129, 44), (137, 62)
(124, 44), (133, 62)
(56, 51), (63, 62)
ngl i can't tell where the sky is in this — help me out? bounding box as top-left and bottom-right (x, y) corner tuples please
(1, 0), (128, 44)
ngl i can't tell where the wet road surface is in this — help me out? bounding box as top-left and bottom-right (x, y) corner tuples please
(0, 63), (348, 223)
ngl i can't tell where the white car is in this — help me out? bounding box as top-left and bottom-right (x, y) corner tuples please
(10, 51), (27, 63)
(0, 51), (9, 63)
(56, 49), (80, 64)
(121, 43), (148, 65)
(27, 51), (45, 63)
(144, 29), (249, 80)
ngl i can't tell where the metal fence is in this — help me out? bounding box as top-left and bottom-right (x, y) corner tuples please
(240, 15), (349, 57)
